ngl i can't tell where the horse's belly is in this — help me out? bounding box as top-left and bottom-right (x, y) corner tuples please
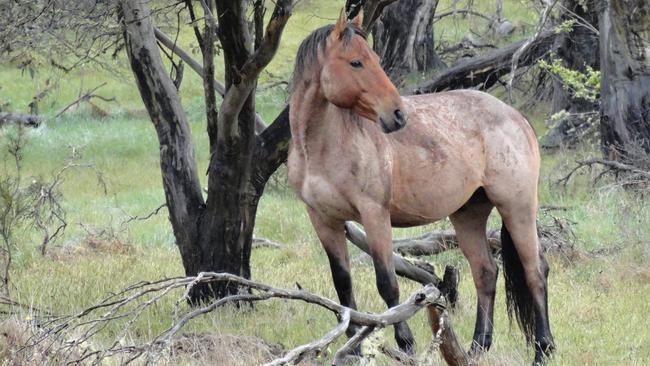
(389, 176), (480, 227)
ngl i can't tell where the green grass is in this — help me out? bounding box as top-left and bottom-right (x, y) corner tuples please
(1, 1), (649, 365)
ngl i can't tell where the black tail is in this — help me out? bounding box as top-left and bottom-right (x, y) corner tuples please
(501, 223), (535, 344)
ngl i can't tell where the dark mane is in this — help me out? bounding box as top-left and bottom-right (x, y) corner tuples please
(291, 23), (367, 91)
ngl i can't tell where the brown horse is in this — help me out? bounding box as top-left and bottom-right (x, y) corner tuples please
(287, 11), (555, 364)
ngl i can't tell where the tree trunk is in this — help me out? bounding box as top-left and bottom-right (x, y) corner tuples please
(371, 0), (445, 83)
(542, 0), (599, 149)
(119, 0), (205, 278)
(120, 0), (292, 302)
(599, 0), (650, 159)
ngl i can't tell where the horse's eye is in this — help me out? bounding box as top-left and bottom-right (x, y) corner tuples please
(350, 60), (363, 68)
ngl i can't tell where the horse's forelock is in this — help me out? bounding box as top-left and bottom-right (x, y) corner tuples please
(291, 24), (367, 92)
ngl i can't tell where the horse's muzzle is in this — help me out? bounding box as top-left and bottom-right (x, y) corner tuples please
(380, 109), (407, 133)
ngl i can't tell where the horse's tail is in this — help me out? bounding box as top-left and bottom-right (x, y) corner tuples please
(501, 223), (535, 344)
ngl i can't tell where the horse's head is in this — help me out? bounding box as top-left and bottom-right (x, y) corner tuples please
(320, 11), (406, 133)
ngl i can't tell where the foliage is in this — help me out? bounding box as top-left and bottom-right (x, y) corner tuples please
(539, 54), (600, 102)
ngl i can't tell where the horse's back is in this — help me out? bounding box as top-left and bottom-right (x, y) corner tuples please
(401, 90), (540, 175)
(387, 90), (540, 225)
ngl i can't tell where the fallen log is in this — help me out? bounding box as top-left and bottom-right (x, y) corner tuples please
(347, 221), (573, 259)
(428, 305), (471, 366)
(415, 30), (558, 94)
(0, 112), (41, 127)
(345, 222), (442, 285)
(345, 222), (460, 308)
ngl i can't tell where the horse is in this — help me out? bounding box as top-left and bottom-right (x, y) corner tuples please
(287, 10), (555, 364)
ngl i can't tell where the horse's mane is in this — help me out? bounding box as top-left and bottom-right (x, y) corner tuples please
(291, 23), (367, 92)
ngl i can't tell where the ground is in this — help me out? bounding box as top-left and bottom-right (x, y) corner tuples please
(0, 0), (649, 365)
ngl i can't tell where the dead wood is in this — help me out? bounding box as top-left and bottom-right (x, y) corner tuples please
(345, 222), (442, 286)
(252, 236), (285, 249)
(347, 218), (574, 262)
(17, 272), (459, 365)
(428, 305), (471, 366)
(0, 112), (41, 127)
(54, 82), (115, 118)
(415, 30), (558, 93)
(557, 157), (650, 190)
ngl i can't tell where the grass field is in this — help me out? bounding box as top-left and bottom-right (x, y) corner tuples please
(1, 0), (649, 365)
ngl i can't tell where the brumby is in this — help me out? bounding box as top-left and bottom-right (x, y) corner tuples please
(287, 10), (555, 364)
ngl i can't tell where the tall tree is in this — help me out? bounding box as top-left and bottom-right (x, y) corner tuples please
(371, 0), (446, 82)
(599, 0), (650, 159)
(118, 0), (292, 301)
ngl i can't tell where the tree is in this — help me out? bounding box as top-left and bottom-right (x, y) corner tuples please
(599, 0), (650, 159)
(371, 0), (446, 82)
(119, 0), (292, 301)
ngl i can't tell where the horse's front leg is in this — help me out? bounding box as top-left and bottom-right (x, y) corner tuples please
(360, 204), (415, 354)
(306, 209), (361, 342)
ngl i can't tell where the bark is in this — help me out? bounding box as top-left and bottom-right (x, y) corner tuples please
(415, 30), (559, 93)
(599, 0), (650, 158)
(542, 0), (599, 149)
(119, 0), (205, 277)
(371, 0), (446, 82)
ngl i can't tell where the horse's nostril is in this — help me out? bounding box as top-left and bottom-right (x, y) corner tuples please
(394, 109), (406, 127)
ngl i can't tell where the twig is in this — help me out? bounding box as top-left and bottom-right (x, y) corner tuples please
(507, 0), (557, 103)
(557, 157), (650, 187)
(54, 83), (115, 118)
(20, 273), (446, 365)
(433, 9), (492, 23)
(264, 309), (351, 366)
(252, 236), (285, 249)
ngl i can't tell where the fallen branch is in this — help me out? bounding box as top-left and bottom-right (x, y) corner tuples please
(415, 30), (558, 93)
(345, 222), (442, 286)
(252, 236), (285, 249)
(0, 112), (41, 127)
(346, 216), (575, 259)
(557, 157), (650, 189)
(428, 305), (471, 366)
(18, 272), (454, 365)
(54, 82), (115, 118)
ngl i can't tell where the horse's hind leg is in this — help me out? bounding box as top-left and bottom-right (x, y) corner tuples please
(449, 191), (496, 355)
(360, 204), (415, 354)
(494, 200), (555, 364)
(307, 209), (361, 340)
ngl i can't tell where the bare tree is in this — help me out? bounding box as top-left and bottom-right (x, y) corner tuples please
(119, 0), (293, 301)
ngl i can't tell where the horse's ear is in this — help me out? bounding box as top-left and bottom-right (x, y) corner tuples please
(332, 8), (348, 39)
(351, 9), (363, 28)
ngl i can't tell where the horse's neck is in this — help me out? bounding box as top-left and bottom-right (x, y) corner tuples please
(290, 80), (358, 162)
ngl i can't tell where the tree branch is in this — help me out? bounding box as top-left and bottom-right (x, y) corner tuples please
(153, 27), (267, 133)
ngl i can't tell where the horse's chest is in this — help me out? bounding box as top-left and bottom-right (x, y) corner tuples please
(300, 173), (356, 219)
